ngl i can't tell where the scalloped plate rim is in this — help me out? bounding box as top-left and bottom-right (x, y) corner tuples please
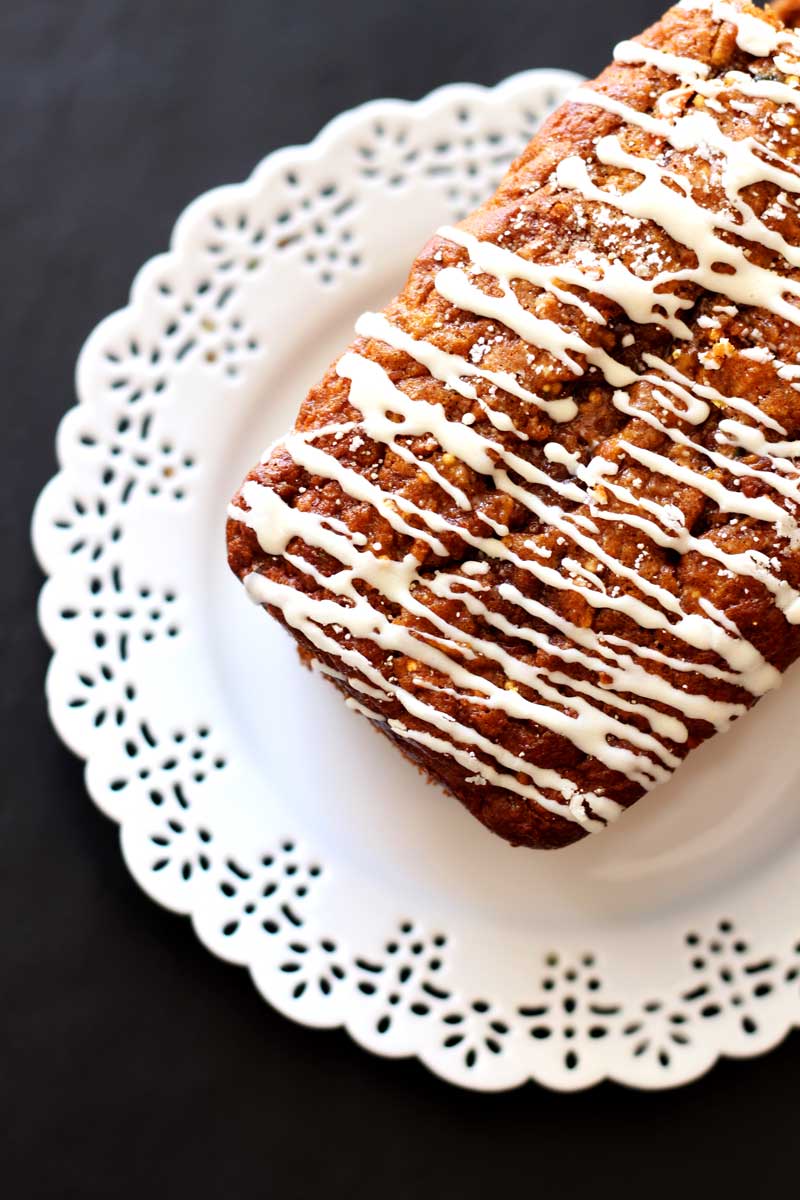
(32, 66), (800, 1093)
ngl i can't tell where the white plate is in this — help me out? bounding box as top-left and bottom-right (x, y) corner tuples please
(33, 69), (800, 1092)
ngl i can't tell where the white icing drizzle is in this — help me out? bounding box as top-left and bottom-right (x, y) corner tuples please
(641, 353), (787, 434)
(433, 261), (637, 386)
(613, 38), (711, 80)
(680, 0), (800, 59)
(439, 223), (696, 341)
(231, 2), (800, 835)
(355, 309), (572, 423)
(310, 657), (392, 701)
(556, 137), (800, 326)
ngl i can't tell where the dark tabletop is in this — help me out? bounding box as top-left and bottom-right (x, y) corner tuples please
(4, 1), (799, 1195)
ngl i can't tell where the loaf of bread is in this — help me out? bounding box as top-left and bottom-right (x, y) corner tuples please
(228, 0), (800, 849)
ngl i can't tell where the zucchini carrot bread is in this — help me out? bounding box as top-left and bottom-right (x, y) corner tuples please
(228, 1), (800, 848)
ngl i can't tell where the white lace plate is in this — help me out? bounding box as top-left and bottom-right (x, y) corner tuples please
(33, 69), (800, 1092)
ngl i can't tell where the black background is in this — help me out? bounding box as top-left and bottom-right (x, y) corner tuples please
(5, 1), (799, 1194)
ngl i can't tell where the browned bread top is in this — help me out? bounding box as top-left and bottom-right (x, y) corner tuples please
(228, 1), (800, 849)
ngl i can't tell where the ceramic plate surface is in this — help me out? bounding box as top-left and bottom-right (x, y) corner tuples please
(33, 68), (800, 1091)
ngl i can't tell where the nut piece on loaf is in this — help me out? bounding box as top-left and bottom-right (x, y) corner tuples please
(228, 0), (800, 850)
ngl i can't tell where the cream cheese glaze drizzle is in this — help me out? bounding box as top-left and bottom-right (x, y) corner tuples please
(231, 0), (800, 834)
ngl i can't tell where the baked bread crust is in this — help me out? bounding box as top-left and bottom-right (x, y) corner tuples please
(228, 1), (800, 849)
